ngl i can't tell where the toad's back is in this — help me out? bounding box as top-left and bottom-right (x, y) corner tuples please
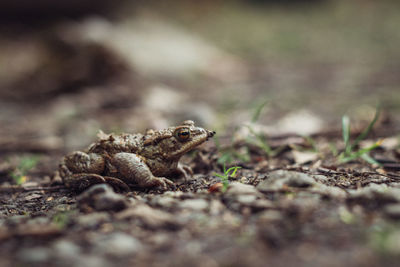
(88, 133), (145, 155)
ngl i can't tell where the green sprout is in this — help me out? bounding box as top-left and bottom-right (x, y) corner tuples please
(213, 165), (242, 192)
(9, 156), (40, 185)
(329, 142), (339, 157)
(302, 135), (318, 152)
(52, 210), (75, 229)
(289, 135), (319, 154)
(251, 99), (269, 123)
(246, 100), (285, 157)
(215, 99), (280, 165)
(338, 107), (382, 165)
(215, 133), (250, 166)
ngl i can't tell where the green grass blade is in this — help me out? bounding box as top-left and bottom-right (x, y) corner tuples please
(226, 166), (242, 177)
(269, 145), (287, 157)
(329, 142), (338, 156)
(361, 153), (382, 166)
(342, 115), (351, 155)
(302, 135), (318, 152)
(339, 141), (382, 163)
(351, 107), (381, 150)
(256, 137), (273, 155)
(252, 100), (268, 123)
(213, 173), (226, 179)
(246, 125), (273, 155)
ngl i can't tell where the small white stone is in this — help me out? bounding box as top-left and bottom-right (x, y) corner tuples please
(226, 182), (260, 195)
(179, 199), (208, 211)
(93, 232), (142, 257)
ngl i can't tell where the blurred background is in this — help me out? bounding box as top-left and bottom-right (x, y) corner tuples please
(0, 0), (399, 156)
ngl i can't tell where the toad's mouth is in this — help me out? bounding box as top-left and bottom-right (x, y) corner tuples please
(167, 129), (215, 159)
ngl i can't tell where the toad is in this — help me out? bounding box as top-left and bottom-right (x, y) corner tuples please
(59, 120), (215, 192)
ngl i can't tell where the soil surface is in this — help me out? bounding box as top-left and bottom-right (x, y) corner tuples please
(1, 1), (400, 267)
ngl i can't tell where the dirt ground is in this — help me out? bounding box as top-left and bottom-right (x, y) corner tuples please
(1, 1), (400, 266)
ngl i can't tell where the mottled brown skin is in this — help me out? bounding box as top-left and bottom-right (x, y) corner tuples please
(59, 120), (215, 192)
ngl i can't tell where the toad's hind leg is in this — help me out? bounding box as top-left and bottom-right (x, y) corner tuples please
(103, 176), (130, 192)
(65, 173), (106, 192)
(59, 151), (106, 191)
(63, 151), (105, 174)
(112, 152), (174, 189)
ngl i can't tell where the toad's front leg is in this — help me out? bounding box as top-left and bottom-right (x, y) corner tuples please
(111, 152), (174, 189)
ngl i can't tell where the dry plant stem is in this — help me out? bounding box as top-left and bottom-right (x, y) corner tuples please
(0, 185), (67, 193)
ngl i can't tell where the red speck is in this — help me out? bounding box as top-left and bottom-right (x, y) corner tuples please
(208, 182), (223, 193)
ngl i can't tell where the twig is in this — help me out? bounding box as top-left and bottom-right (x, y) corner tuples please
(0, 185), (67, 193)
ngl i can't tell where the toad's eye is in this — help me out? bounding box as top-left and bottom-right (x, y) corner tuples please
(175, 127), (191, 142)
